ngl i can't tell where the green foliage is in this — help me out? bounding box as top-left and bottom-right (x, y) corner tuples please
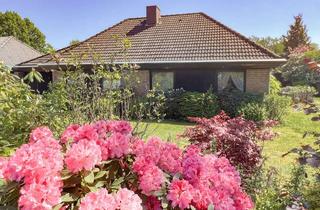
(23, 69), (43, 83)
(280, 85), (317, 104)
(251, 165), (308, 210)
(304, 49), (320, 62)
(164, 88), (186, 119)
(283, 14), (310, 54)
(69, 39), (80, 46)
(217, 91), (263, 117)
(250, 36), (285, 55)
(238, 102), (267, 122)
(276, 55), (320, 87)
(0, 63), (42, 152)
(0, 11), (49, 53)
(177, 89), (220, 119)
(129, 88), (166, 121)
(264, 94), (291, 122)
(269, 75), (282, 94)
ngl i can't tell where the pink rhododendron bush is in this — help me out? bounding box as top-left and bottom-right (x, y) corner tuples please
(0, 120), (253, 210)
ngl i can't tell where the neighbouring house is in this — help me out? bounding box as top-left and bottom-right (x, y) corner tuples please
(0, 36), (42, 68)
(13, 5), (286, 95)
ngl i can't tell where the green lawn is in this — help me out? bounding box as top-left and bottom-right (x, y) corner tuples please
(138, 104), (320, 178)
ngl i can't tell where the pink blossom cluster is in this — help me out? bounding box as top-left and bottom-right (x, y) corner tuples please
(132, 137), (182, 195)
(62, 120), (132, 172)
(79, 188), (142, 210)
(0, 120), (254, 210)
(167, 145), (254, 210)
(0, 127), (64, 210)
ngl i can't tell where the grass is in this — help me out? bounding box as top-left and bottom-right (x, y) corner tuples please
(138, 102), (320, 178)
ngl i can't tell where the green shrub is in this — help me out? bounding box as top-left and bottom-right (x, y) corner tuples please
(164, 88), (185, 119)
(129, 88), (166, 121)
(177, 90), (220, 119)
(280, 85), (317, 104)
(0, 65), (43, 152)
(217, 91), (263, 117)
(269, 75), (282, 94)
(264, 94), (291, 122)
(238, 102), (267, 122)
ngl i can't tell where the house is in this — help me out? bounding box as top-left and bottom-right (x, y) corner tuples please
(0, 36), (42, 68)
(13, 6), (286, 95)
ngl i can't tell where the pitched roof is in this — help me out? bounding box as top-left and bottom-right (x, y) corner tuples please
(16, 12), (284, 67)
(0, 36), (42, 67)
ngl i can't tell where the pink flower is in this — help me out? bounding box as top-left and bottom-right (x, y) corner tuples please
(182, 145), (204, 186)
(19, 175), (63, 210)
(233, 190), (254, 210)
(0, 157), (8, 179)
(109, 120), (132, 135)
(29, 126), (53, 143)
(106, 133), (130, 158)
(79, 188), (117, 210)
(167, 179), (194, 209)
(73, 124), (99, 143)
(60, 124), (80, 144)
(65, 139), (102, 173)
(133, 137), (163, 164)
(138, 164), (164, 196)
(158, 142), (182, 174)
(115, 188), (143, 210)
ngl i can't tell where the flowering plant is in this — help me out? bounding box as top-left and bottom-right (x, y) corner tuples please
(182, 112), (278, 174)
(0, 120), (253, 210)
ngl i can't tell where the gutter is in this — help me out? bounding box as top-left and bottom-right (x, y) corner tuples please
(14, 58), (287, 68)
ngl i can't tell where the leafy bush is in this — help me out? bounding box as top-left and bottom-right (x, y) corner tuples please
(164, 88), (185, 119)
(0, 64), (43, 152)
(252, 166), (308, 210)
(276, 54), (320, 86)
(217, 91), (263, 117)
(280, 85), (317, 103)
(264, 94), (291, 122)
(0, 121), (253, 209)
(177, 89), (220, 119)
(269, 75), (282, 94)
(129, 88), (166, 121)
(238, 102), (267, 122)
(182, 111), (262, 174)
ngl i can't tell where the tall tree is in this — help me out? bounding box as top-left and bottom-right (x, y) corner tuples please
(250, 36), (285, 56)
(283, 14), (310, 54)
(0, 11), (48, 53)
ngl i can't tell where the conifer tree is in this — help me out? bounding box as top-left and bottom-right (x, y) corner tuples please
(283, 14), (310, 54)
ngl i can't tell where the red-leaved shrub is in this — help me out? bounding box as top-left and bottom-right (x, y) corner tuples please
(183, 111), (264, 173)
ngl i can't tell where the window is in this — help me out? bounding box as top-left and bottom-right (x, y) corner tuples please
(218, 71), (244, 92)
(152, 72), (174, 91)
(102, 78), (121, 90)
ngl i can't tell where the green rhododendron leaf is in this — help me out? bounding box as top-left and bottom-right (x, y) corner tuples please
(95, 171), (106, 179)
(61, 193), (78, 202)
(94, 181), (107, 188)
(111, 177), (124, 190)
(84, 171), (95, 184)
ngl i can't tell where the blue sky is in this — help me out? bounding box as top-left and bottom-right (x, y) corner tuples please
(0, 0), (319, 49)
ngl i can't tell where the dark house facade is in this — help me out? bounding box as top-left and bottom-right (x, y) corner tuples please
(13, 6), (286, 95)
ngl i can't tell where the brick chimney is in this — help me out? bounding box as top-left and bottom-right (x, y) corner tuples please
(146, 5), (161, 26)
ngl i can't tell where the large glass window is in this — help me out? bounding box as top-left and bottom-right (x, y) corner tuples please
(152, 72), (174, 91)
(218, 71), (244, 92)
